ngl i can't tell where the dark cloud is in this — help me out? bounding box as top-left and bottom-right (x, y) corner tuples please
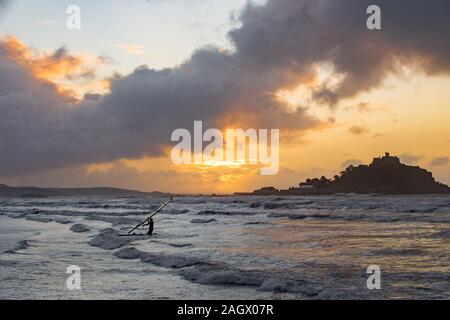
(399, 153), (425, 165)
(230, 0), (450, 104)
(0, 42), (319, 176)
(429, 157), (449, 167)
(348, 125), (368, 135)
(1, 0), (450, 177)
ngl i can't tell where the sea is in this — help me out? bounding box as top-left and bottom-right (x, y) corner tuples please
(0, 195), (449, 299)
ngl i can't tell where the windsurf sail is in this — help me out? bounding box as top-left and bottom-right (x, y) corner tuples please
(127, 197), (173, 235)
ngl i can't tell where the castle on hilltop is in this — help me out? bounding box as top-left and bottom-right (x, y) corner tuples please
(372, 152), (401, 166)
(245, 152), (450, 195)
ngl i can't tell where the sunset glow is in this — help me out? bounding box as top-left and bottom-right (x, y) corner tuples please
(0, 0), (449, 194)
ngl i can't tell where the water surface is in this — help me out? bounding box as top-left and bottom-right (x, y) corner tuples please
(1, 195), (449, 299)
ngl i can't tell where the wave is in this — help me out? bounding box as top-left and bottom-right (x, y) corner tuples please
(244, 221), (268, 225)
(164, 209), (189, 215)
(114, 247), (207, 268)
(197, 210), (258, 216)
(267, 210), (450, 223)
(163, 242), (193, 248)
(370, 248), (427, 256)
(431, 230), (450, 239)
(4, 240), (32, 254)
(262, 200), (315, 210)
(113, 247), (323, 296)
(14, 240), (31, 251)
(84, 215), (140, 226)
(25, 216), (52, 223)
(88, 228), (135, 250)
(267, 212), (330, 220)
(190, 218), (217, 224)
(70, 224), (90, 233)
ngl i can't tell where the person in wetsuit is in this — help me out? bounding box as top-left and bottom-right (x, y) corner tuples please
(147, 218), (154, 236)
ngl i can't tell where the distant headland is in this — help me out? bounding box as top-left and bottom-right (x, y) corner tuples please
(241, 153), (450, 196)
(0, 185), (169, 198)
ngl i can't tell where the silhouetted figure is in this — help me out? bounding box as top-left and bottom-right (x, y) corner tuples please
(147, 218), (154, 236)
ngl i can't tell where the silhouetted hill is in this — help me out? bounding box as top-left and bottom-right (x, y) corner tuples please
(0, 184), (168, 198)
(245, 153), (450, 195)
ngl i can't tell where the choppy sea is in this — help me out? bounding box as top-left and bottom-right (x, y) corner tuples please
(0, 195), (449, 299)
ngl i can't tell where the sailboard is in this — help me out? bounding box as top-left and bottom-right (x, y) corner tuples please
(119, 197), (173, 236)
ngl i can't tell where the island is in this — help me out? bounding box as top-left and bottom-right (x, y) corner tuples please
(240, 153), (450, 195)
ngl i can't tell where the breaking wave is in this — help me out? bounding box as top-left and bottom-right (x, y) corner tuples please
(113, 247), (323, 296)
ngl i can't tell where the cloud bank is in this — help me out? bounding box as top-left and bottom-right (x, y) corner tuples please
(1, 0), (450, 177)
(430, 157), (449, 167)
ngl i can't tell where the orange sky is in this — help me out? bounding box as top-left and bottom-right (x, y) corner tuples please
(1, 36), (449, 194)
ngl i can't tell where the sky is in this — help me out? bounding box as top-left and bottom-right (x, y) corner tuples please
(0, 0), (251, 84)
(0, 0), (449, 194)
